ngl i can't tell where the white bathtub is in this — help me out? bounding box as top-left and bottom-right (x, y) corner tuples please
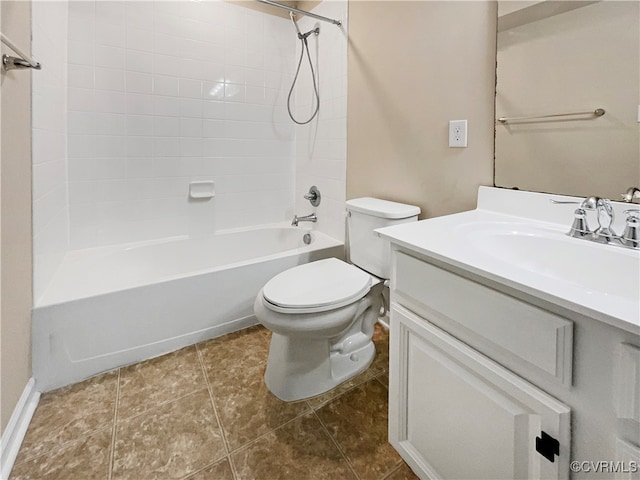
(33, 225), (343, 391)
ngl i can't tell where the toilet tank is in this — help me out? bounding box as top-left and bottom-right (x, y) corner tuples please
(346, 197), (420, 279)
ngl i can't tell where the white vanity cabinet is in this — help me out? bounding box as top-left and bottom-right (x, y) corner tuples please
(390, 304), (570, 479)
(387, 247), (640, 480)
(379, 187), (640, 480)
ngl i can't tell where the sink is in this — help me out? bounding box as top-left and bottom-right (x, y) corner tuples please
(461, 222), (640, 302)
(376, 187), (640, 332)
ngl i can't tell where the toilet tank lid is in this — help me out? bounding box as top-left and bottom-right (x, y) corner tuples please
(346, 197), (421, 219)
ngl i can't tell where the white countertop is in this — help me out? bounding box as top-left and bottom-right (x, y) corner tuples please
(377, 187), (640, 335)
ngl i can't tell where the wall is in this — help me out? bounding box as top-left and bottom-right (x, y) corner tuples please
(294, 1), (348, 241)
(1, 1), (33, 433)
(32, 0), (69, 304)
(494, 1), (639, 199)
(65, 1), (296, 250)
(347, 1), (496, 219)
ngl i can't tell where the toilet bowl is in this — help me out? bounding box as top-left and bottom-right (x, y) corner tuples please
(254, 198), (420, 401)
(254, 258), (383, 401)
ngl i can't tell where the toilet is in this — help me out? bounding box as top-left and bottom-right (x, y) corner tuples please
(254, 197), (420, 401)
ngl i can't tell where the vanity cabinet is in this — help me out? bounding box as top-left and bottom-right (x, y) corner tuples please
(390, 304), (570, 479)
(380, 187), (640, 480)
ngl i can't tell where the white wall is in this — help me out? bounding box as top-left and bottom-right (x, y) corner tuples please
(66, 1), (297, 249)
(32, 1), (69, 303)
(294, 1), (348, 241)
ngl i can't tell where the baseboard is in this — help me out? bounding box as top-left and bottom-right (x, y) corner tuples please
(0, 378), (40, 480)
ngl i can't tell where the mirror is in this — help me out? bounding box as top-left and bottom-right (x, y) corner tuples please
(494, 1), (639, 200)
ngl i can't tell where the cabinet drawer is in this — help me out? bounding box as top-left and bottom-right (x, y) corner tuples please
(392, 250), (573, 385)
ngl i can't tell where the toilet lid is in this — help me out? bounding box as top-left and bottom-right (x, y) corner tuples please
(263, 258), (372, 311)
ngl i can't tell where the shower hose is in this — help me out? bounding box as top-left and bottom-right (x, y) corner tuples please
(287, 29), (320, 125)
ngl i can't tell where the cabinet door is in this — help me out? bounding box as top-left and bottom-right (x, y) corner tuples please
(389, 305), (571, 480)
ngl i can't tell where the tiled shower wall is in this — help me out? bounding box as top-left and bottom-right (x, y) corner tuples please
(66, 1), (296, 249)
(32, 1), (69, 302)
(31, 0), (348, 302)
(294, 1), (348, 242)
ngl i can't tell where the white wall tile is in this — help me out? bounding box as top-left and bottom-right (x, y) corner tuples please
(95, 45), (125, 69)
(126, 115), (154, 136)
(95, 67), (125, 91)
(126, 27), (153, 53)
(179, 78), (203, 99)
(47, 0), (311, 250)
(126, 72), (153, 94)
(126, 50), (154, 73)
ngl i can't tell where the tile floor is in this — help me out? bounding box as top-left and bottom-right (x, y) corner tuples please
(10, 324), (418, 480)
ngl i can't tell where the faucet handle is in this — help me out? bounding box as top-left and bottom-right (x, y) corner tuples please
(567, 208), (591, 238)
(621, 210), (640, 248)
(303, 186), (321, 207)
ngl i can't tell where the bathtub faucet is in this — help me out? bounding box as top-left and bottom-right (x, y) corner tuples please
(291, 213), (317, 226)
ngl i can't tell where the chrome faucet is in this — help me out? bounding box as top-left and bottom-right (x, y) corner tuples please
(552, 196), (639, 249)
(291, 213), (317, 226)
(621, 187), (640, 203)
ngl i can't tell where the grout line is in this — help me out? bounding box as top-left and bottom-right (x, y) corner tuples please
(115, 386), (209, 423)
(374, 372), (388, 390)
(311, 409), (361, 480)
(13, 370), (123, 467)
(180, 457), (231, 480)
(379, 461), (406, 480)
(195, 343), (238, 480)
(227, 406), (313, 457)
(306, 372), (375, 411)
(108, 368), (121, 480)
(13, 424), (115, 468)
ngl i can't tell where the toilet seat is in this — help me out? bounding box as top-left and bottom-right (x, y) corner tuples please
(262, 258), (372, 314)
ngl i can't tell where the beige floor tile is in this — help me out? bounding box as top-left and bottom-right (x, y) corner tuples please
(112, 390), (226, 480)
(15, 371), (117, 463)
(370, 324), (390, 376)
(316, 379), (401, 480)
(306, 369), (374, 410)
(199, 325), (308, 451)
(232, 412), (357, 480)
(183, 458), (234, 480)
(10, 428), (112, 480)
(377, 372), (389, 389)
(210, 370), (309, 451)
(118, 345), (206, 419)
(198, 325), (270, 379)
(385, 462), (421, 480)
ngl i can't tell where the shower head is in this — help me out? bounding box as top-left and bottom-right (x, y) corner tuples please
(289, 11), (320, 40)
(289, 11), (303, 36)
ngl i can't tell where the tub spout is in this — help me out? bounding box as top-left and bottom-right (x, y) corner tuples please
(291, 213), (317, 226)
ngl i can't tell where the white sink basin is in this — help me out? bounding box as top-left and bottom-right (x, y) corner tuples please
(376, 187), (640, 333)
(463, 223), (640, 303)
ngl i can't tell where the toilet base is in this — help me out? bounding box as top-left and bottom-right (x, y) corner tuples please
(264, 333), (375, 402)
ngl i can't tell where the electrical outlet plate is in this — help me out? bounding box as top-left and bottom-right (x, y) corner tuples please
(449, 120), (468, 148)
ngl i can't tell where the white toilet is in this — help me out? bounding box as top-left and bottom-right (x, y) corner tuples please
(254, 197), (420, 401)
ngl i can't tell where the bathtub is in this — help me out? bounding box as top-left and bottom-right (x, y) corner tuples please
(33, 225), (343, 391)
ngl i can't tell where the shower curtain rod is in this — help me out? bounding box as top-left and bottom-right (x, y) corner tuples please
(255, 0), (342, 26)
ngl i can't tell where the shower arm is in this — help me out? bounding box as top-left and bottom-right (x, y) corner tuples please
(290, 11), (303, 36)
(290, 12), (319, 40)
(255, 0), (342, 26)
